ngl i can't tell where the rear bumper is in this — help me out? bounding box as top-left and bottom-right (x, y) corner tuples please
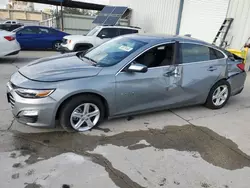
(227, 71), (247, 96)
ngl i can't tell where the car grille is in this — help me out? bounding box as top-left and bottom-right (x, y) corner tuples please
(62, 38), (67, 44)
(8, 93), (15, 108)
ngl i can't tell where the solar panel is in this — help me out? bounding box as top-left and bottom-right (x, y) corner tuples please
(103, 16), (120, 26)
(101, 6), (116, 14)
(112, 7), (127, 15)
(92, 16), (108, 24)
(92, 6), (128, 25)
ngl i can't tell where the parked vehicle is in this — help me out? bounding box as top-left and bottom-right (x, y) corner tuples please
(60, 25), (142, 53)
(0, 30), (20, 57)
(13, 26), (69, 50)
(4, 20), (19, 25)
(0, 23), (23, 32)
(7, 34), (246, 132)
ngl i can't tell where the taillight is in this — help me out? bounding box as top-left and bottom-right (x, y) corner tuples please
(68, 40), (71, 44)
(4, 36), (15, 41)
(237, 63), (245, 71)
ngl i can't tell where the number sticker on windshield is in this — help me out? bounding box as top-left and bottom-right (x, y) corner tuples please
(119, 45), (133, 52)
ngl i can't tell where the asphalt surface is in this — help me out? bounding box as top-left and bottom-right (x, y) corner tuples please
(0, 51), (250, 188)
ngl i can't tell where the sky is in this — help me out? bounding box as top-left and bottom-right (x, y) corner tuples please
(0, 0), (110, 10)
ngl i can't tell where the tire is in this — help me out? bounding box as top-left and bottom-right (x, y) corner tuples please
(53, 41), (61, 51)
(59, 95), (105, 132)
(205, 80), (231, 109)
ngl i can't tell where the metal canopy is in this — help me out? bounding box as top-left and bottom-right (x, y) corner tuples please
(16, 0), (105, 10)
(93, 6), (128, 25)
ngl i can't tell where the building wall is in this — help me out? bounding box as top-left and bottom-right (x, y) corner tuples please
(179, 0), (229, 43)
(226, 0), (250, 49)
(0, 9), (50, 22)
(109, 0), (181, 34)
(40, 14), (129, 35)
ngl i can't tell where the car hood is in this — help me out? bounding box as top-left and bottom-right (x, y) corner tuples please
(18, 52), (102, 82)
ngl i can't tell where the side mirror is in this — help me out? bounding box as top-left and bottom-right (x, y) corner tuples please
(98, 34), (107, 39)
(127, 63), (148, 73)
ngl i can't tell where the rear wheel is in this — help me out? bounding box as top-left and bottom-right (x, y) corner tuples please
(59, 95), (105, 132)
(205, 80), (231, 109)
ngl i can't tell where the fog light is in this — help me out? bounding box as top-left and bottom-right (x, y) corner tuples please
(21, 110), (39, 116)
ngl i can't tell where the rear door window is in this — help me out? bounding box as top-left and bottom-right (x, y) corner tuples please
(38, 27), (50, 34)
(120, 28), (138, 35)
(97, 28), (120, 38)
(180, 43), (226, 64)
(180, 43), (210, 64)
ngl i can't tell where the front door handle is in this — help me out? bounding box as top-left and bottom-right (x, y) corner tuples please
(207, 66), (217, 72)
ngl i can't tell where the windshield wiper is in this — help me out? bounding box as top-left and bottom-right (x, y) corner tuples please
(78, 55), (97, 66)
(83, 56), (97, 64)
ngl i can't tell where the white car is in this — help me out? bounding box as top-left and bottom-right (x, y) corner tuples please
(60, 25), (142, 53)
(4, 20), (19, 25)
(0, 30), (20, 57)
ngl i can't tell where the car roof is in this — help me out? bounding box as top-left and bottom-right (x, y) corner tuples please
(100, 25), (141, 30)
(124, 33), (210, 45)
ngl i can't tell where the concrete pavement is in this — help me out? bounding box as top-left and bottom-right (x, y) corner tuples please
(0, 51), (250, 188)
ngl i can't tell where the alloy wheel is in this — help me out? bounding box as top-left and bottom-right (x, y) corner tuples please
(54, 42), (61, 50)
(212, 85), (229, 106)
(70, 103), (100, 131)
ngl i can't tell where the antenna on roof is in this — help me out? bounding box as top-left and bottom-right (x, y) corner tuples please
(184, 34), (192, 37)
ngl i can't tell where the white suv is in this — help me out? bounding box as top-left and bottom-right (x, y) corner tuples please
(60, 25), (142, 53)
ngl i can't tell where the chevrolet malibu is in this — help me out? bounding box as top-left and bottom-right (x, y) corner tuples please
(6, 34), (246, 132)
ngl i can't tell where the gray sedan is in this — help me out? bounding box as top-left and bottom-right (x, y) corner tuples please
(6, 34), (246, 132)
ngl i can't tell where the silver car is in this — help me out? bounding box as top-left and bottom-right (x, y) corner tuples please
(6, 34), (246, 132)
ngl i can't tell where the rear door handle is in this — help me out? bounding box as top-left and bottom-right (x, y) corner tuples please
(207, 66), (217, 71)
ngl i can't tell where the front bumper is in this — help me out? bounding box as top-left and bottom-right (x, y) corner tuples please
(6, 82), (57, 128)
(6, 50), (20, 56)
(58, 45), (73, 53)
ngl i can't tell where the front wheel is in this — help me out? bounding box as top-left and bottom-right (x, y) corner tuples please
(59, 95), (105, 132)
(53, 41), (61, 51)
(205, 80), (231, 109)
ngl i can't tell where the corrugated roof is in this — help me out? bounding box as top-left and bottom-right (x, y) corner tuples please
(16, 0), (105, 10)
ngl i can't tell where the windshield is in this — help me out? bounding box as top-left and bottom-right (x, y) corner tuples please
(86, 26), (100, 36)
(84, 37), (147, 67)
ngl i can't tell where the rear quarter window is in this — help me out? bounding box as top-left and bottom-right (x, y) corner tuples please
(210, 48), (225, 60)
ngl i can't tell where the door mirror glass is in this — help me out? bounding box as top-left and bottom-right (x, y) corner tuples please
(100, 34), (106, 38)
(127, 63), (148, 73)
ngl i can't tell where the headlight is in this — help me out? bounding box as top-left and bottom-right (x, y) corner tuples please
(15, 88), (55, 98)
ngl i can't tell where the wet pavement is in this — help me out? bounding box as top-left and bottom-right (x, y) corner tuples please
(0, 51), (250, 188)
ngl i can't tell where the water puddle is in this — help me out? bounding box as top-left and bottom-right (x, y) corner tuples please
(2, 124), (250, 188)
